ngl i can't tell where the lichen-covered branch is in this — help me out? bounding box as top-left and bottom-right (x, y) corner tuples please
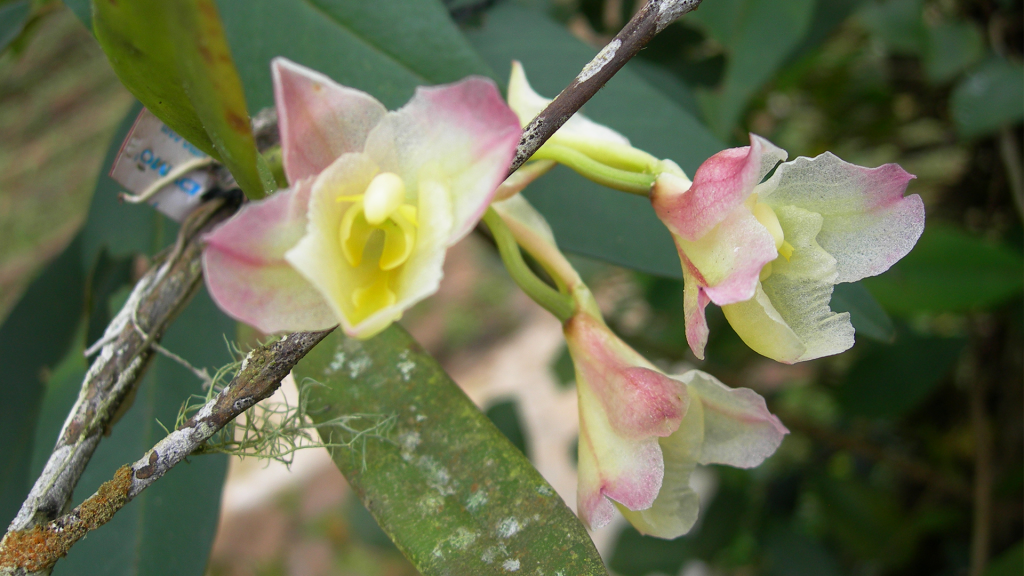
(0, 330), (333, 576)
(508, 0), (703, 174)
(5, 199), (234, 537)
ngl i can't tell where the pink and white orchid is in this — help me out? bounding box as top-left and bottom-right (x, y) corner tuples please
(492, 195), (787, 539)
(565, 299), (787, 538)
(651, 134), (924, 363)
(203, 58), (521, 338)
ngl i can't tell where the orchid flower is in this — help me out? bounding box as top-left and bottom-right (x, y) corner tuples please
(496, 62), (680, 199)
(203, 58), (520, 338)
(651, 134), (924, 363)
(491, 195), (787, 539)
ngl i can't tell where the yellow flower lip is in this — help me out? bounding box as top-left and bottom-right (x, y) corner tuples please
(338, 172), (419, 272)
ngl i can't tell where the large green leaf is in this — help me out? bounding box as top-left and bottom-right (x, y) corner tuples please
(92, 0), (266, 198)
(80, 102), (172, 265)
(837, 331), (967, 419)
(924, 19), (984, 84)
(32, 289), (234, 576)
(296, 326), (607, 576)
(216, 0), (492, 112)
(830, 282), (895, 343)
(0, 0), (31, 54)
(862, 225), (1024, 315)
(951, 56), (1024, 137)
(465, 1), (724, 279)
(690, 0), (817, 139)
(0, 236), (85, 526)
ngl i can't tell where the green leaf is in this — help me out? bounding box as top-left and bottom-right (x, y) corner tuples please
(986, 541), (1024, 576)
(62, 0), (90, 28)
(0, 0), (31, 54)
(35, 289), (234, 576)
(0, 236), (86, 526)
(93, 0), (266, 199)
(856, 0), (926, 56)
(924, 20), (984, 84)
(465, 1), (724, 278)
(216, 0), (491, 112)
(861, 225), (1024, 315)
(296, 326), (607, 576)
(484, 399), (529, 458)
(764, 525), (844, 576)
(830, 282), (895, 342)
(837, 330), (966, 419)
(81, 103), (170, 264)
(951, 56), (1024, 137)
(690, 0), (817, 138)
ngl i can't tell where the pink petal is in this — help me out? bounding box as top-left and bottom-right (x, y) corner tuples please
(652, 134), (787, 242)
(676, 204), (778, 305)
(363, 77), (521, 244)
(681, 371), (788, 468)
(272, 57), (387, 184)
(203, 182), (335, 333)
(757, 152), (923, 282)
(576, 419), (665, 528)
(565, 314), (685, 439)
(680, 262), (712, 360)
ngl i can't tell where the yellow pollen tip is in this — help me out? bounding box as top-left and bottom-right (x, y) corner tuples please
(779, 241), (794, 261)
(363, 172), (406, 225)
(751, 201), (785, 252)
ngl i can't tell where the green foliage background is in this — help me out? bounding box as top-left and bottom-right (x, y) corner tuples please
(0, 0), (1020, 575)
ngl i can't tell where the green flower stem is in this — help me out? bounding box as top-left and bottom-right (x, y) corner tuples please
(483, 208), (575, 323)
(532, 144), (656, 195)
(549, 134), (661, 173)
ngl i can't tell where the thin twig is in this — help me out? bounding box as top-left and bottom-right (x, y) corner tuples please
(5, 199), (233, 537)
(507, 0), (703, 175)
(0, 330), (333, 576)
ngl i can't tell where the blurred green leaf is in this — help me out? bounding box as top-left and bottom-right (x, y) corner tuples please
(986, 541), (1024, 576)
(93, 0), (266, 199)
(34, 289), (233, 576)
(0, 0), (31, 53)
(690, 0), (817, 138)
(81, 102), (169, 265)
(831, 282), (895, 342)
(856, 0), (926, 55)
(465, 1), (724, 278)
(84, 249), (134, 347)
(837, 331), (966, 419)
(951, 56), (1024, 137)
(550, 344), (576, 389)
(0, 236), (85, 526)
(862, 225), (1024, 314)
(217, 0), (492, 111)
(924, 20), (984, 84)
(484, 399), (530, 459)
(296, 326), (607, 576)
(609, 525), (692, 576)
(765, 525), (844, 576)
(62, 0), (90, 27)
(813, 475), (912, 566)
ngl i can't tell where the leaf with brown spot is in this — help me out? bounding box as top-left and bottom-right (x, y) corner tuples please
(92, 0), (267, 199)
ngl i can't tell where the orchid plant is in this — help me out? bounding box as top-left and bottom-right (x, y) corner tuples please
(14, 1), (997, 575)
(198, 53), (921, 542)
